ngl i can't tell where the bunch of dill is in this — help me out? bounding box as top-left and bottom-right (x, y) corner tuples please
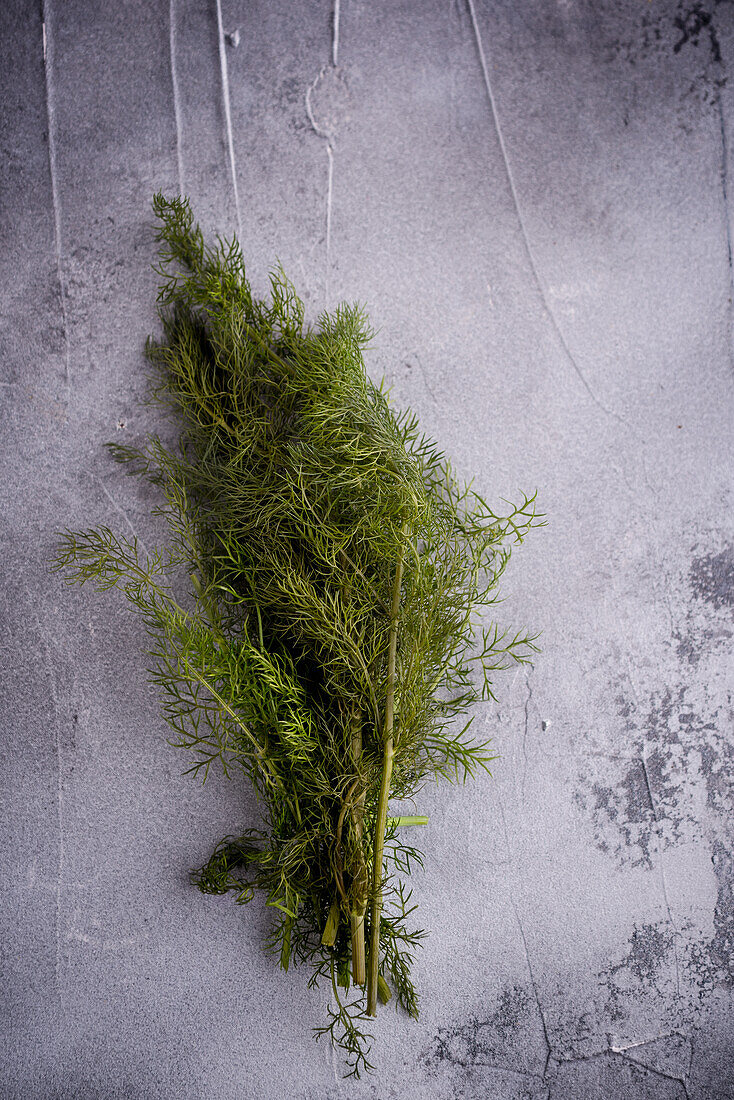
(54, 194), (541, 1076)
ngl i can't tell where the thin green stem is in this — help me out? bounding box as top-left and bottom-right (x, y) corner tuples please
(350, 708), (366, 985)
(366, 525), (406, 1015)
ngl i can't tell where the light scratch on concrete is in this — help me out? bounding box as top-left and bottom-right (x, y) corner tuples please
(332, 0), (340, 67)
(169, 0), (184, 194)
(305, 67), (329, 140)
(91, 475), (151, 560)
(34, 610), (65, 1008)
(326, 143), (334, 305)
(465, 0), (625, 425)
(716, 87), (734, 376)
(214, 0), (242, 241)
(41, 0), (71, 386)
(610, 1031), (680, 1053)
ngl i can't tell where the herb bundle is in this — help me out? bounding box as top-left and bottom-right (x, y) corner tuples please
(54, 195), (541, 1076)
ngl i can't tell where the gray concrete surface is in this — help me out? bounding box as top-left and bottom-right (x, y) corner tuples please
(1, 1), (733, 1096)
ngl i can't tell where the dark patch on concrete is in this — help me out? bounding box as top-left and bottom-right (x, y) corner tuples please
(689, 545), (734, 611)
(674, 616), (732, 668)
(608, 11), (664, 67)
(616, 689), (637, 731)
(610, 0), (729, 70)
(688, 839), (734, 992)
(608, 0), (729, 119)
(699, 731), (734, 816)
(641, 686), (732, 828)
(708, 842), (734, 987)
(621, 924), (672, 984)
(423, 985), (531, 1069)
(674, 624), (730, 665)
(673, 4), (723, 65)
(578, 667), (732, 867)
(576, 686), (694, 867)
(577, 545), (732, 1046)
(592, 834), (733, 1018)
(580, 763), (657, 869)
(583, 660), (734, 1021)
(601, 922), (676, 1023)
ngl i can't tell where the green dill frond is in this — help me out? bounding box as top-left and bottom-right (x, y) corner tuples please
(53, 192), (542, 1078)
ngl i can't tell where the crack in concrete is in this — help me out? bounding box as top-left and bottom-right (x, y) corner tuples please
(619, 1051), (691, 1099)
(214, 0), (242, 241)
(41, 0), (70, 387)
(495, 794), (692, 1094)
(511, 895), (553, 1079)
(521, 671), (533, 796)
(417, 358), (436, 402)
(475, 1063), (549, 1085)
(404, 352), (437, 403)
(551, 1045), (691, 1098)
(169, 0), (184, 194)
(497, 797), (552, 1079)
(640, 751), (681, 997)
(305, 1), (341, 306)
(640, 754), (656, 820)
(465, 0), (626, 426)
(305, 68), (335, 305)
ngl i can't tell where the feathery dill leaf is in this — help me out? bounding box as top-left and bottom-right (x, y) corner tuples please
(53, 193), (543, 1077)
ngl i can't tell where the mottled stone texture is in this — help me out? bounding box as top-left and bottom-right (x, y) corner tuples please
(1, 0), (732, 1096)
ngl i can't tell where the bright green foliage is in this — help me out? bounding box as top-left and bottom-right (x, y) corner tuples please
(54, 194), (542, 1076)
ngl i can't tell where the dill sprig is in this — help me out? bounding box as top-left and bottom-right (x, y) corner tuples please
(53, 194), (542, 1077)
